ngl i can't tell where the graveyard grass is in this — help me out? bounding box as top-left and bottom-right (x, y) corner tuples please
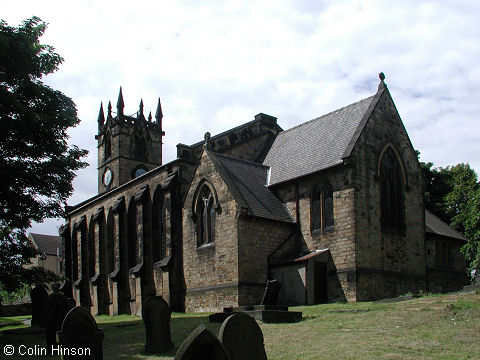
(1, 291), (479, 359)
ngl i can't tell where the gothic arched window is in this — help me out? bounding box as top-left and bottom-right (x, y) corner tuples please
(195, 185), (215, 247)
(152, 190), (167, 262)
(104, 132), (112, 159)
(379, 146), (405, 234)
(133, 133), (147, 161)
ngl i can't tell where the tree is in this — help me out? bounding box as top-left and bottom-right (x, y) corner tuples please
(419, 153), (480, 275)
(420, 159), (453, 224)
(0, 17), (88, 292)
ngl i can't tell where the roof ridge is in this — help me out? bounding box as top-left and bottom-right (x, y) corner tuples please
(29, 233), (59, 238)
(277, 94), (375, 136)
(210, 151), (270, 169)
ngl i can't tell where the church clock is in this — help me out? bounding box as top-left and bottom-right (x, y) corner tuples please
(103, 167), (113, 188)
(134, 166), (148, 178)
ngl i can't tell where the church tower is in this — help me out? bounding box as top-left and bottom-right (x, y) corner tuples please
(96, 88), (165, 193)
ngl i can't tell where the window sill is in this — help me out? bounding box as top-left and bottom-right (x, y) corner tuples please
(197, 242), (215, 251)
(311, 227), (335, 236)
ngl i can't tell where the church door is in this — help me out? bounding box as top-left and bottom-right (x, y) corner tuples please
(313, 262), (328, 304)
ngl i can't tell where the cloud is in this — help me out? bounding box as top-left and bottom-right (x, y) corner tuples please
(2, 0), (479, 235)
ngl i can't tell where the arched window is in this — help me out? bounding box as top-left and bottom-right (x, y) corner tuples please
(323, 181), (334, 229)
(195, 185), (215, 247)
(152, 190), (167, 262)
(88, 218), (95, 279)
(133, 133), (147, 161)
(104, 132), (112, 159)
(379, 146), (405, 234)
(127, 199), (137, 268)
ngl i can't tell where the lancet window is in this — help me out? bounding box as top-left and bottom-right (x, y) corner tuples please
(195, 185), (215, 247)
(379, 146), (405, 234)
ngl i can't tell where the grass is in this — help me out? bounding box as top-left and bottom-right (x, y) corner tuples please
(1, 292), (479, 359)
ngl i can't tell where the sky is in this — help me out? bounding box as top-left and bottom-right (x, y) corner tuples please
(3, 0), (480, 236)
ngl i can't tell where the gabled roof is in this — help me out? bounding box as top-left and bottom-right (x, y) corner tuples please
(425, 210), (466, 241)
(29, 233), (62, 256)
(263, 87), (384, 186)
(207, 151), (294, 223)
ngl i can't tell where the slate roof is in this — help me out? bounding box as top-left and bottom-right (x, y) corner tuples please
(29, 233), (62, 256)
(425, 210), (466, 241)
(208, 151), (294, 223)
(263, 94), (378, 185)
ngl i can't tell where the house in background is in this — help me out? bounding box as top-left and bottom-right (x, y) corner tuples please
(28, 233), (64, 280)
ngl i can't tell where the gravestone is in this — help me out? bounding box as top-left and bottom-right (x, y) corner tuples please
(57, 306), (104, 360)
(174, 324), (231, 360)
(45, 292), (75, 354)
(260, 280), (281, 306)
(142, 296), (173, 353)
(219, 313), (267, 360)
(31, 285), (48, 326)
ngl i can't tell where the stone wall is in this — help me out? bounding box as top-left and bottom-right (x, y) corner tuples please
(351, 89), (426, 300)
(222, 132), (273, 162)
(237, 216), (295, 305)
(182, 151), (240, 312)
(66, 159), (191, 315)
(273, 167), (357, 302)
(426, 234), (468, 293)
(0, 302), (31, 317)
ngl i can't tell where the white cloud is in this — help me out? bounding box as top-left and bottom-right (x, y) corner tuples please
(3, 0), (479, 235)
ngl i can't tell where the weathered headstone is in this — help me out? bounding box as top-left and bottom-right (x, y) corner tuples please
(31, 285), (48, 326)
(45, 292), (75, 354)
(57, 306), (104, 360)
(174, 324), (231, 360)
(260, 280), (281, 306)
(219, 313), (267, 360)
(142, 296), (173, 353)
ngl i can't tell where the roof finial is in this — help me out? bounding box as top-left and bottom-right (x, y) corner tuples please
(107, 101), (112, 118)
(97, 102), (105, 128)
(139, 99), (144, 116)
(148, 111), (152, 122)
(203, 132), (211, 150)
(378, 72), (386, 90)
(155, 97), (163, 124)
(117, 86), (124, 117)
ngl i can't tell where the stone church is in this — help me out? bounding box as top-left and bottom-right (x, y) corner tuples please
(60, 75), (467, 316)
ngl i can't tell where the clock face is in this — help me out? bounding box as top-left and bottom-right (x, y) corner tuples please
(134, 167), (147, 178)
(103, 168), (113, 188)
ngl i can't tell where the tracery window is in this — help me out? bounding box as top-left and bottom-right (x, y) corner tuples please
(379, 146), (405, 234)
(195, 185), (215, 247)
(311, 181), (335, 232)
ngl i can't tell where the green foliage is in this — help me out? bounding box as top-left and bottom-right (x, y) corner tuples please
(419, 160), (453, 224)
(419, 153), (480, 274)
(0, 17), (88, 292)
(0, 283), (29, 304)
